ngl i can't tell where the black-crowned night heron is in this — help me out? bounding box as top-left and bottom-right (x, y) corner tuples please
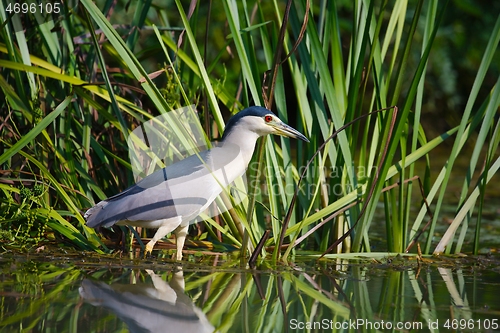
(84, 106), (309, 260)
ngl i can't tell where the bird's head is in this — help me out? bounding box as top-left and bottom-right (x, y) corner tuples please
(222, 106), (309, 142)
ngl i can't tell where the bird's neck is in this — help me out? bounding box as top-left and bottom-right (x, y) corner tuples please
(221, 128), (260, 167)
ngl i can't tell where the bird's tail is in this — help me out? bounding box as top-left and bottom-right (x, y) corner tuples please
(84, 200), (111, 228)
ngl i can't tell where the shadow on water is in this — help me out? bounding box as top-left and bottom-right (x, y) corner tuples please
(1, 253), (500, 332)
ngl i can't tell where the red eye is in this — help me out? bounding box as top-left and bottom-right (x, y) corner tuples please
(264, 115), (273, 122)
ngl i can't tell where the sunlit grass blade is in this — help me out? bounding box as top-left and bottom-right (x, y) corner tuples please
(0, 97), (69, 165)
(424, 12), (500, 253)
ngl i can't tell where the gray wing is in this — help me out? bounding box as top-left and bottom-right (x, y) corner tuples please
(84, 150), (211, 228)
(84, 144), (244, 228)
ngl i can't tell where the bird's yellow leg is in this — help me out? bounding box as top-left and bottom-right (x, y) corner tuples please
(144, 223), (176, 257)
(174, 224), (189, 261)
(144, 241), (155, 257)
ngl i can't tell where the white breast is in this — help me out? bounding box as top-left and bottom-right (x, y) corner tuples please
(162, 143), (247, 222)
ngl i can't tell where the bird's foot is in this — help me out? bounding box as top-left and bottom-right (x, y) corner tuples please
(143, 242), (154, 258)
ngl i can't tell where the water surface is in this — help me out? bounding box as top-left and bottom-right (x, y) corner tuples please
(1, 253), (499, 332)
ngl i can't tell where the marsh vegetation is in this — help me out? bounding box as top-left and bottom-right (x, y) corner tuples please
(1, 0), (499, 262)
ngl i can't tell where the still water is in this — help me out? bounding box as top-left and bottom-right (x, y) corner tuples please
(1, 253), (499, 332)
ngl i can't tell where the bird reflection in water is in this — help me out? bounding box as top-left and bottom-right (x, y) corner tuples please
(79, 269), (215, 333)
